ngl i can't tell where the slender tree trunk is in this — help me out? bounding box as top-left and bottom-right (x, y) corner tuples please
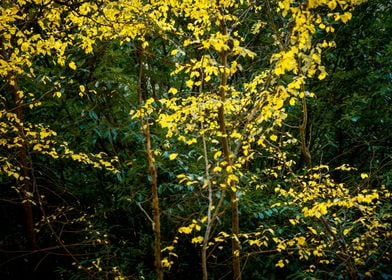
(300, 96), (312, 169)
(201, 132), (211, 280)
(10, 77), (37, 250)
(230, 188), (240, 280)
(146, 122), (163, 280)
(1, 38), (37, 250)
(218, 101), (241, 280)
(137, 46), (163, 280)
(201, 121), (229, 280)
(201, 133), (229, 280)
(217, 21), (242, 280)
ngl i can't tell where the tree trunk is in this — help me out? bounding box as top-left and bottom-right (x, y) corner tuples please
(137, 46), (163, 280)
(10, 77), (37, 250)
(146, 123), (163, 280)
(300, 97), (312, 169)
(217, 21), (242, 280)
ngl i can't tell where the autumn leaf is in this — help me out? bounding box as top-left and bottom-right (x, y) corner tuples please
(69, 61), (77, 70)
(169, 153), (178, 160)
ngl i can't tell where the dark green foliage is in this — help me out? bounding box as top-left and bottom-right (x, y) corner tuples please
(308, 0), (392, 177)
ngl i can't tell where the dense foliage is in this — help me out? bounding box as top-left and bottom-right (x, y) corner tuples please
(0, 0), (390, 279)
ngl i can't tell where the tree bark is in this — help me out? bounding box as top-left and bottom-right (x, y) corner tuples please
(300, 96), (312, 169)
(217, 21), (242, 280)
(137, 46), (163, 280)
(10, 77), (37, 250)
(1, 37), (37, 250)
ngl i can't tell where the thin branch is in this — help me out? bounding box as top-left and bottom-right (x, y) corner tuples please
(137, 202), (154, 226)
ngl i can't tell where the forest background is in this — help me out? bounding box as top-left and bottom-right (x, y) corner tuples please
(0, 0), (391, 279)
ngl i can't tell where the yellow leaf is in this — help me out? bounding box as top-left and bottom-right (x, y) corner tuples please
(214, 151), (222, 159)
(318, 70), (327, 80)
(213, 166), (222, 173)
(214, 237), (224, 242)
(178, 226), (192, 234)
(249, 240), (261, 247)
(270, 134), (278, 142)
(161, 258), (173, 268)
(191, 236), (203, 244)
(186, 138), (197, 145)
(228, 174), (239, 183)
(297, 236), (306, 247)
(168, 87), (178, 94)
(307, 226), (317, 235)
(365, 271), (372, 277)
(218, 231), (229, 238)
(169, 153), (178, 160)
(340, 12), (352, 24)
(276, 259), (285, 268)
(161, 246), (174, 252)
(327, 1), (337, 10)
(69, 61), (77, 70)
(275, 99), (284, 109)
(326, 26), (335, 33)
(186, 80), (194, 88)
(360, 173), (369, 179)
